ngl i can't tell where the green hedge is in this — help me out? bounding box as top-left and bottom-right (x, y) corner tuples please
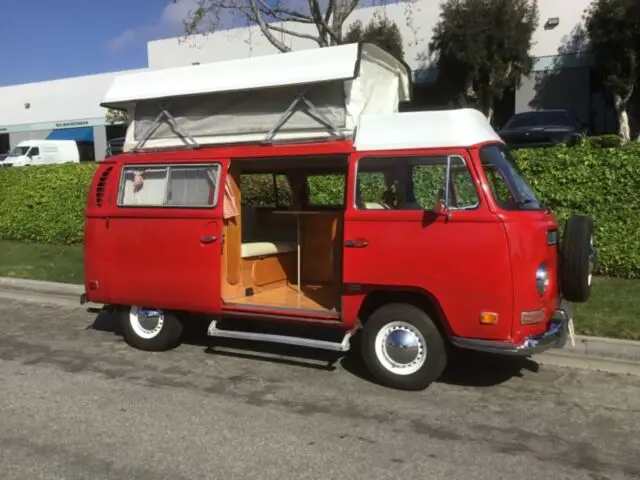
(0, 163), (97, 245)
(0, 142), (639, 278)
(515, 143), (640, 279)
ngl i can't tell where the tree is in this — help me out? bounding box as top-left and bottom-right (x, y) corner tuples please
(105, 108), (129, 125)
(174, 0), (416, 53)
(584, 0), (640, 142)
(428, 0), (539, 122)
(344, 15), (404, 61)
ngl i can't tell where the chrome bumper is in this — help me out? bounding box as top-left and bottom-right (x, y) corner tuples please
(451, 300), (573, 356)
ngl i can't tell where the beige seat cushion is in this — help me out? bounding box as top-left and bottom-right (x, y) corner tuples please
(241, 241), (297, 259)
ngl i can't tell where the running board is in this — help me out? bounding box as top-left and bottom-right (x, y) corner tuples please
(207, 320), (352, 352)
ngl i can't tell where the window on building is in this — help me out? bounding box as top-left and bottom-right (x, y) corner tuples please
(356, 155), (479, 211)
(118, 164), (220, 207)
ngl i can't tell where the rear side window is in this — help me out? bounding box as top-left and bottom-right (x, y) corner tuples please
(118, 164), (221, 207)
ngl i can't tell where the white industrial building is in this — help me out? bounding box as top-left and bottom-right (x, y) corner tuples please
(0, 0), (614, 161)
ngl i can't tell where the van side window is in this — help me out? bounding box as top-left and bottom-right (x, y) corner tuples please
(307, 174), (345, 207)
(356, 155), (479, 211)
(28, 147), (39, 157)
(241, 174), (292, 208)
(118, 164), (220, 207)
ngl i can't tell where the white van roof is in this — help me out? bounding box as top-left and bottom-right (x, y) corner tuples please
(101, 42), (413, 152)
(101, 42), (411, 108)
(354, 109), (503, 151)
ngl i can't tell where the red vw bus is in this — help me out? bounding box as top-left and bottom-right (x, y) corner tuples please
(83, 43), (595, 391)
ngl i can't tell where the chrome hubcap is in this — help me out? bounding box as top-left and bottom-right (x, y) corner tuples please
(130, 306), (164, 339)
(375, 321), (426, 376)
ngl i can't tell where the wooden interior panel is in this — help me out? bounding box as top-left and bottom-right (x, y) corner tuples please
(228, 283), (338, 312)
(224, 166), (242, 286)
(253, 253), (295, 286)
(253, 208), (297, 231)
(240, 252), (295, 295)
(300, 213), (341, 283)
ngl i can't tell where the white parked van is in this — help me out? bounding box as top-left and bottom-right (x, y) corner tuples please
(0, 140), (80, 167)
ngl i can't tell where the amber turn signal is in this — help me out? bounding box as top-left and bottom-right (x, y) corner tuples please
(480, 312), (498, 325)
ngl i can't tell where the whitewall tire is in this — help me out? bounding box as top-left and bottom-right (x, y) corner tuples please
(361, 303), (447, 391)
(121, 306), (184, 352)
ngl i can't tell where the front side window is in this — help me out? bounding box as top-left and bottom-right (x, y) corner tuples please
(479, 144), (543, 211)
(356, 155), (479, 211)
(118, 164), (220, 207)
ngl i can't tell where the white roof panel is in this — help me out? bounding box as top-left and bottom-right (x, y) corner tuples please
(354, 108), (503, 151)
(101, 42), (410, 108)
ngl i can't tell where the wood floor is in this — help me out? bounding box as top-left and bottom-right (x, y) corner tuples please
(227, 283), (338, 312)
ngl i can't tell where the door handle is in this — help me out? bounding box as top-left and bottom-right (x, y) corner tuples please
(345, 239), (368, 248)
(200, 235), (217, 244)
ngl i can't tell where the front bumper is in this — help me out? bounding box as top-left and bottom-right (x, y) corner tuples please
(450, 300), (573, 356)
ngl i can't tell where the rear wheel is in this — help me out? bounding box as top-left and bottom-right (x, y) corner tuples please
(560, 215), (596, 303)
(361, 303), (447, 391)
(121, 306), (184, 352)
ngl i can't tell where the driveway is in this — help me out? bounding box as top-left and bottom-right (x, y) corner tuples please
(0, 295), (639, 480)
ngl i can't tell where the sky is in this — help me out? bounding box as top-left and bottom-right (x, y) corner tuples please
(0, 0), (201, 86)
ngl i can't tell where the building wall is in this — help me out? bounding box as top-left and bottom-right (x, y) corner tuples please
(515, 67), (591, 123)
(9, 129), (53, 146)
(93, 126), (108, 161)
(148, 0), (594, 72)
(0, 69), (144, 161)
(0, 69), (144, 132)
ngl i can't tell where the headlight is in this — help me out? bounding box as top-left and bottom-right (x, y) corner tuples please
(535, 263), (549, 296)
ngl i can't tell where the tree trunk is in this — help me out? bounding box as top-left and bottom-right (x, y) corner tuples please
(613, 93), (631, 142)
(485, 106), (494, 125)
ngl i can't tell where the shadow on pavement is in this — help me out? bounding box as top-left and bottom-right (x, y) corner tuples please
(88, 309), (540, 388)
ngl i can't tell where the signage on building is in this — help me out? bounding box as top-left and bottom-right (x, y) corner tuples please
(55, 120), (90, 128)
(0, 117), (106, 135)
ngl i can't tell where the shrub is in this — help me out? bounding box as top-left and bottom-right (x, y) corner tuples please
(0, 142), (639, 279)
(514, 143), (640, 279)
(584, 134), (623, 148)
(0, 163), (98, 245)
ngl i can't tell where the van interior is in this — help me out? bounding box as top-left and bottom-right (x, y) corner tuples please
(221, 155), (348, 313)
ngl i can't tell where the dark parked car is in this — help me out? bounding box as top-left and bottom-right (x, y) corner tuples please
(497, 110), (585, 148)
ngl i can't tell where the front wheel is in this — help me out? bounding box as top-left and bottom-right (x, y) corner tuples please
(361, 303), (447, 391)
(120, 306), (184, 352)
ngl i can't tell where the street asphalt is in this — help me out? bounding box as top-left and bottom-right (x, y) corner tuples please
(0, 294), (639, 480)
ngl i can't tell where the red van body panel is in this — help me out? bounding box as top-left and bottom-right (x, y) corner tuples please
(84, 155), (229, 314)
(84, 161), (119, 304)
(341, 148), (514, 341)
(83, 139), (562, 347)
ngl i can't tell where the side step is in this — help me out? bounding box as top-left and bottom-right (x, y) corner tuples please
(207, 320), (353, 352)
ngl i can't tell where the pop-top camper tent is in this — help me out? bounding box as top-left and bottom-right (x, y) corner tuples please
(100, 42), (412, 152)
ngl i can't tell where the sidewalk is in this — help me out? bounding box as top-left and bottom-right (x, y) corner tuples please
(1, 276), (639, 375)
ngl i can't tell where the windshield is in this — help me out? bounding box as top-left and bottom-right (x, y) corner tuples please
(8, 146), (30, 157)
(504, 111), (573, 129)
(479, 144), (544, 211)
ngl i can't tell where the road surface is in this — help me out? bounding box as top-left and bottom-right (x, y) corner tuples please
(0, 294), (639, 480)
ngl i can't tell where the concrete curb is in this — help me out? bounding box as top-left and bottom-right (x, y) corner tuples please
(0, 277), (84, 297)
(0, 276), (639, 370)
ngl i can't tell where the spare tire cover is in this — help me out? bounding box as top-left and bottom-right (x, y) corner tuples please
(560, 214), (595, 303)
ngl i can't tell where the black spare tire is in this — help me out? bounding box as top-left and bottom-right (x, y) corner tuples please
(560, 214), (595, 303)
